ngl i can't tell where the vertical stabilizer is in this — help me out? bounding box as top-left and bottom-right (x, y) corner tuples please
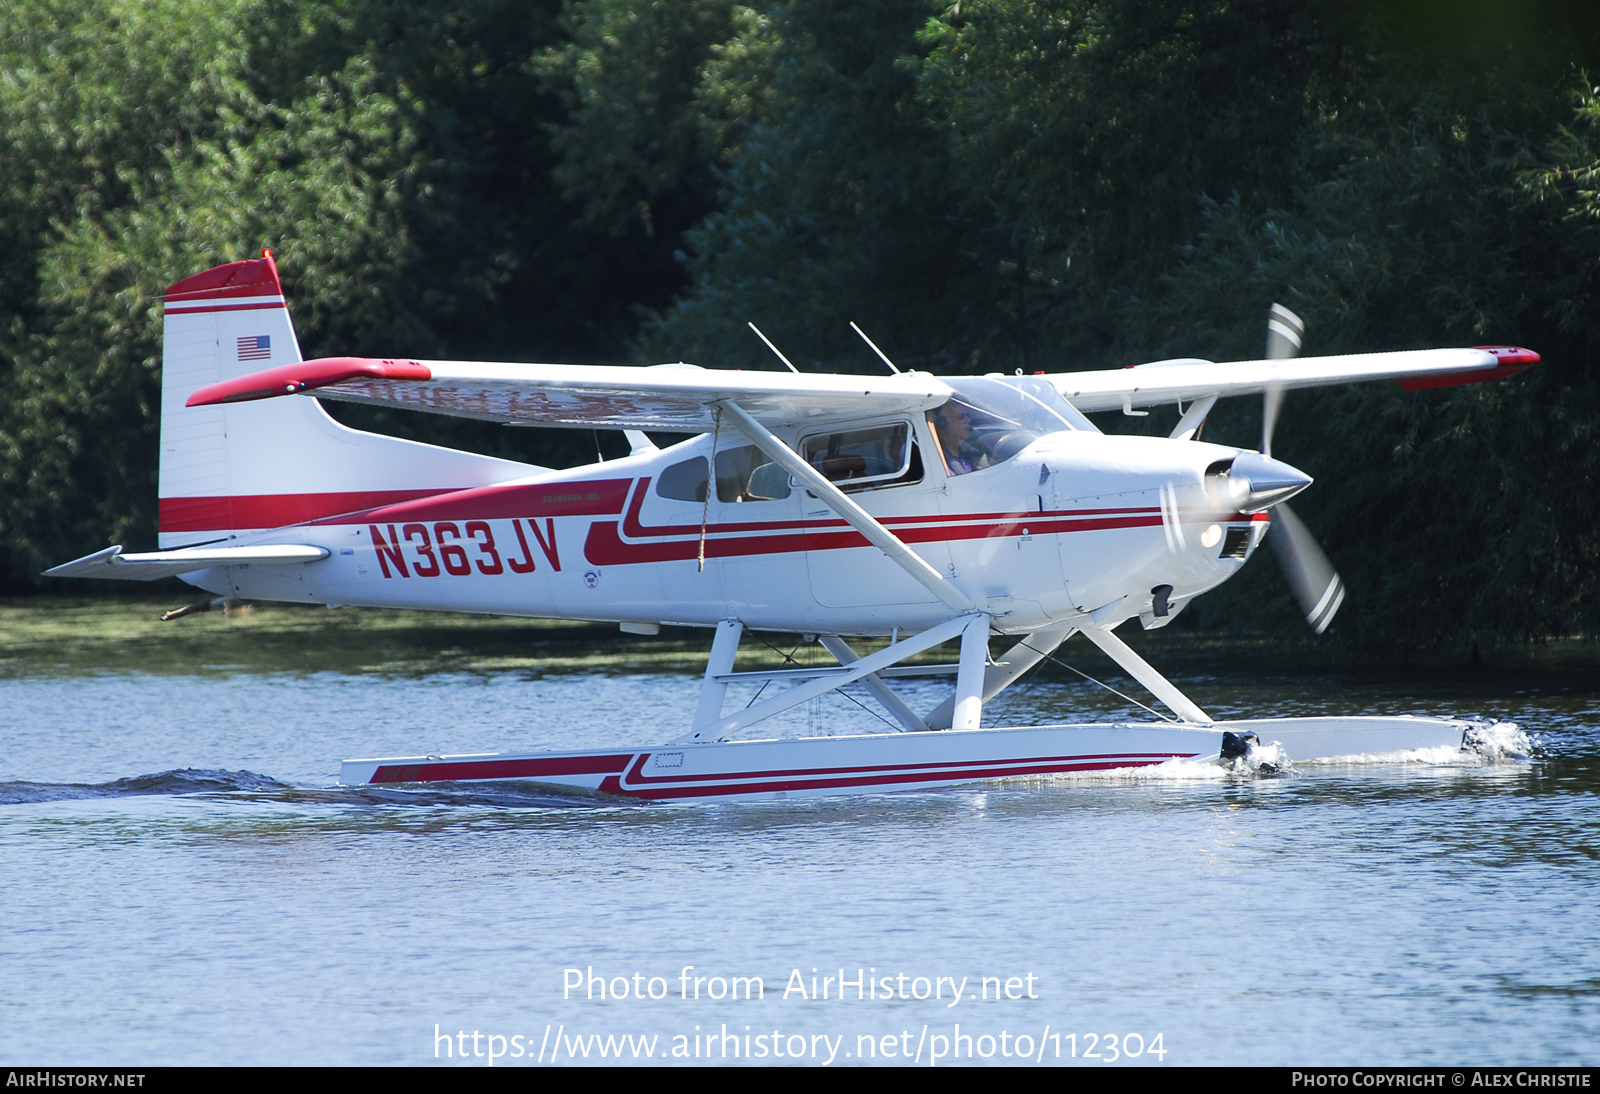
(158, 253), (538, 547)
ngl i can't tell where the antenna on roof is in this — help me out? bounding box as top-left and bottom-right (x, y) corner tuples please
(747, 322), (801, 374)
(850, 322), (902, 375)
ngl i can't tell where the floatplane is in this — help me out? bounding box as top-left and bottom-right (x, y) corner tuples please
(49, 252), (1537, 800)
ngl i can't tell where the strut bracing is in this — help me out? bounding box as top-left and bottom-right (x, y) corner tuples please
(1079, 625), (1211, 723)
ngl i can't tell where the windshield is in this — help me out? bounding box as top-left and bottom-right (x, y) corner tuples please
(932, 376), (1095, 472)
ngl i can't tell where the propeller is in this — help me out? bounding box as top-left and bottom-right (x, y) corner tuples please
(1257, 303), (1347, 635)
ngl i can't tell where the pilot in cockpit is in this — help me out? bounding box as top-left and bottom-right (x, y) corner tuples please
(931, 401), (977, 475)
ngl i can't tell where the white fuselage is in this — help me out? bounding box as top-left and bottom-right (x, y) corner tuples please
(178, 414), (1267, 636)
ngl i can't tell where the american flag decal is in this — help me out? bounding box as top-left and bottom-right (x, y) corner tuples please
(237, 335), (271, 361)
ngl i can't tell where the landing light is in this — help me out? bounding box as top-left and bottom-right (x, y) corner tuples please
(1200, 524), (1223, 549)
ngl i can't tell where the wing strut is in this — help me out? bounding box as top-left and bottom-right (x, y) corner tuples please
(1169, 394), (1218, 441)
(715, 399), (975, 613)
(1079, 625), (1211, 723)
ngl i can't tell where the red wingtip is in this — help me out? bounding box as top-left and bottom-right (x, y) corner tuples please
(186, 357), (432, 407)
(1473, 345), (1540, 366)
(1397, 346), (1540, 391)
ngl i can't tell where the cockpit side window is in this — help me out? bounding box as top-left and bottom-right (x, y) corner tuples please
(798, 422), (920, 492)
(931, 377), (1094, 474)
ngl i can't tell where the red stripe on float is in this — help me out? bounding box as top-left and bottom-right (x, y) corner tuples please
(369, 753), (636, 784)
(621, 750), (1196, 787)
(361, 748), (1205, 797)
(614, 758), (1177, 800)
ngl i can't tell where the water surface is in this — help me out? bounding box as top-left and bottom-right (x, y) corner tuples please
(2, 621), (1596, 1066)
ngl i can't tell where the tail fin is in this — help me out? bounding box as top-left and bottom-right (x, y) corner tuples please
(158, 253), (538, 548)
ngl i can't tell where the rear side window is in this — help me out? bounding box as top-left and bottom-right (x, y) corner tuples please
(655, 456), (708, 502)
(714, 446), (791, 502)
(655, 446), (793, 503)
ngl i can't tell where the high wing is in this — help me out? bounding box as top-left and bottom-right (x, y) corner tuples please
(187, 345), (1536, 429)
(1050, 347), (1538, 413)
(46, 544), (330, 582)
(187, 356), (952, 430)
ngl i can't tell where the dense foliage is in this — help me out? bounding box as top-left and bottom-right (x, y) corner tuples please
(2, 0), (1596, 653)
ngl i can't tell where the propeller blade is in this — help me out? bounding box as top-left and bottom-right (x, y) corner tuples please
(1261, 383), (1284, 457)
(1265, 302), (1304, 359)
(1260, 303), (1302, 456)
(1267, 503), (1345, 634)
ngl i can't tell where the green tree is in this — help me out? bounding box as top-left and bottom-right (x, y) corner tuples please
(639, 0), (986, 373)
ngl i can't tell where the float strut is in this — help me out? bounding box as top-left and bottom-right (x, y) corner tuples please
(924, 621), (1077, 730)
(951, 614), (992, 730)
(687, 620), (744, 740)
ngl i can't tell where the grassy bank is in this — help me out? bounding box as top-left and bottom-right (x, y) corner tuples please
(3, 595), (1594, 686)
(0, 596), (711, 678)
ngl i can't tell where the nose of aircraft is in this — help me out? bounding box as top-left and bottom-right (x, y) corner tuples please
(1224, 452), (1313, 512)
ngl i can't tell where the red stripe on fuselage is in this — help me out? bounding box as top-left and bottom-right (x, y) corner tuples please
(160, 490), (453, 533)
(315, 478), (633, 525)
(162, 474), (1190, 560)
(619, 476), (1161, 540)
(585, 512), (1164, 566)
(160, 479), (634, 533)
(587, 478), (1164, 565)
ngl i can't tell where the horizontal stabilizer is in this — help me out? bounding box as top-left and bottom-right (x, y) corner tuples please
(46, 543), (329, 582)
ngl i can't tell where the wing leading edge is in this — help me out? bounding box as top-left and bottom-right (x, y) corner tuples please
(188, 356), (953, 431)
(1049, 346), (1538, 413)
